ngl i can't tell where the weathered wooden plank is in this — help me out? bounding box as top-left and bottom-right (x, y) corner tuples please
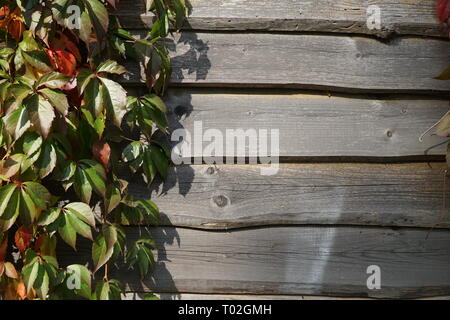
(160, 89), (449, 157)
(117, 0), (448, 38)
(121, 32), (450, 93)
(123, 292), (450, 300)
(60, 226), (450, 298)
(126, 163), (450, 229)
(122, 293), (372, 300)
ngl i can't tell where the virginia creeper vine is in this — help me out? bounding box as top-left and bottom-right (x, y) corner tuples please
(0, 0), (187, 300)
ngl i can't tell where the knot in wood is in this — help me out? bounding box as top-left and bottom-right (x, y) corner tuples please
(213, 195), (229, 208)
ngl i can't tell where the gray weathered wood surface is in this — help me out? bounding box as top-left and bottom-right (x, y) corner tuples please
(117, 0), (449, 38)
(123, 292), (450, 300)
(161, 89), (449, 157)
(123, 293), (372, 300)
(122, 32), (450, 93)
(108, 0), (450, 300)
(127, 163), (450, 229)
(60, 226), (450, 299)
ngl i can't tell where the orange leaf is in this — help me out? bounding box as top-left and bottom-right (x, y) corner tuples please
(93, 141), (111, 171)
(16, 281), (27, 300)
(46, 49), (77, 77)
(14, 226), (33, 252)
(0, 6), (11, 28)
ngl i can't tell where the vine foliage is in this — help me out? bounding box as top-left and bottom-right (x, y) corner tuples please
(431, 0), (450, 168)
(0, 0), (187, 299)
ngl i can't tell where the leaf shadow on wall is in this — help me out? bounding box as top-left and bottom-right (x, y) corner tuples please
(122, 27), (212, 299)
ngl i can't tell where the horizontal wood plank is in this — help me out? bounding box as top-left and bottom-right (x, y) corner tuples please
(122, 292), (450, 300)
(121, 32), (450, 93)
(122, 293), (371, 300)
(60, 226), (450, 298)
(117, 0), (449, 38)
(160, 89), (449, 157)
(126, 163), (450, 229)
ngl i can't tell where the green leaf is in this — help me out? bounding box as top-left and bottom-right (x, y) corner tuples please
(142, 93), (167, 113)
(21, 132), (43, 156)
(22, 50), (52, 72)
(136, 200), (159, 224)
(37, 208), (61, 226)
(78, 9), (92, 44)
(103, 224), (117, 251)
(122, 141), (143, 162)
(74, 167), (93, 204)
(149, 145), (169, 179)
(53, 161), (76, 181)
(92, 234), (114, 273)
(64, 202), (96, 227)
(143, 150), (157, 185)
(137, 237), (157, 248)
(27, 94), (56, 138)
(2, 105), (31, 140)
(105, 184), (121, 214)
(36, 72), (70, 89)
(19, 187), (38, 225)
(83, 78), (104, 117)
(99, 77), (127, 127)
(143, 293), (159, 300)
(35, 141), (57, 178)
(85, 0), (109, 35)
(39, 88), (69, 115)
(22, 260), (39, 294)
(96, 60), (126, 75)
(77, 69), (95, 94)
(79, 160), (106, 197)
(0, 188), (20, 232)
(94, 280), (110, 300)
(141, 99), (167, 133)
(22, 181), (51, 210)
(58, 214), (77, 250)
(0, 184), (18, 219)
(66, 211), (93, 241)
(34, 264), (49, 299)
(0, 154), (24, 179)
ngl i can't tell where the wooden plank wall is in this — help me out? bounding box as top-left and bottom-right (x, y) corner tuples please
(61, 0), (450, 299)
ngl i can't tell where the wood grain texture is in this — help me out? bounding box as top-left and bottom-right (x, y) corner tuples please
(60, 226), (450, 298)
(122, 292), (450, 300)
(161, 89), (449, 157)
(121, 32), (450, 93)
(122, 293), (371, 300)
(116, 0), (449, 38)
(126, 163), (450, 229)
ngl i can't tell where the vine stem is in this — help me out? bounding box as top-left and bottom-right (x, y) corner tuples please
(104, 263), (109, 281)
(419, 111), (450, 142)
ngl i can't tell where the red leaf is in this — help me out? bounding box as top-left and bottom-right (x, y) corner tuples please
(437, 0), (450, 24)
(0, 6), (24, 39)
(93, 140), (111, 171)
(46, 49), (77, 77)
(0, 233), (7, 262)
(14, 226), (33, 252)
